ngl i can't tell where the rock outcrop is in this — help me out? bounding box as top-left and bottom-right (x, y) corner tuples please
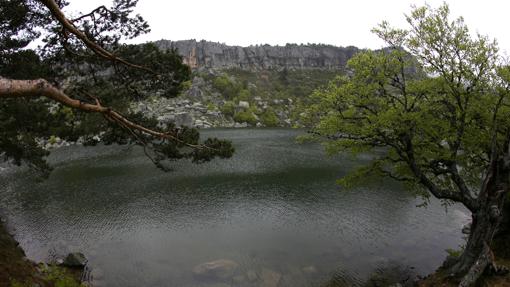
(192, 259), (239, 280)
(155, 39), (359, 71)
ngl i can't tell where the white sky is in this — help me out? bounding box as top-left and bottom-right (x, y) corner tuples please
(66, 0), (510, 53)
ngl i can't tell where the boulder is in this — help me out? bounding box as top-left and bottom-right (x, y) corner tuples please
(195, 107), (208, 113)
(234, 122), (248, 128)
(206, 110), (221, 116)
(238, 101), (250, 109)
(192, 259), (239, 280)
(62, 252), (87, 268)
(174, 112), (194, 127)
(157, 114), (175, 123)
(260, 268), (281, 287)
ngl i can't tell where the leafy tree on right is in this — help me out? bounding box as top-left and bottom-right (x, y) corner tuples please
(304, 4), (510, 286)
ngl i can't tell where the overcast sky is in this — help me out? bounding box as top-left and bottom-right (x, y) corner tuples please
(66, 0), (509, 53)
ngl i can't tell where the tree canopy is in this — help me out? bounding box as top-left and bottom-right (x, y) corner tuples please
(0, 0), (234, 176)
(304, 4), (510, 286)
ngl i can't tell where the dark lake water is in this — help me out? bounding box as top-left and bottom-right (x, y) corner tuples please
(0, 128), (469, 286)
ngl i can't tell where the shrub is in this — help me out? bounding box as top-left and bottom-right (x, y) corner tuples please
(220, 101), (235, 117)
(207, 102), (217, 111)
(237, 89), (250, 101)
(260, 109), (279, 127)
(234, 111), (258, 125)
(212, 75), (241, 99)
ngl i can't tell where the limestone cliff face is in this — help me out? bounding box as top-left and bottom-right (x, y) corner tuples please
(154, 40), (359, 70)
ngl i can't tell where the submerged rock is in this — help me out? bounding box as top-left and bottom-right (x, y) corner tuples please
(192, 259), (239, 280)
(260, 268), (281, 287)
(232, 274), (245, 284)
(302, 265), (317, 274)
(246, 269), (258, 281)
(63, 252), (87, 268)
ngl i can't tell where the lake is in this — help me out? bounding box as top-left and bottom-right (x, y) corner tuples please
(0, 128), (469, 286)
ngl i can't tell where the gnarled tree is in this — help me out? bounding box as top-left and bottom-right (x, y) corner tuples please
(304, 4), (509, 286)
(0, 0), (234, 176)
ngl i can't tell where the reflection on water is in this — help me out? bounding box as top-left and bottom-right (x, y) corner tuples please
(0, 129), (468, 286)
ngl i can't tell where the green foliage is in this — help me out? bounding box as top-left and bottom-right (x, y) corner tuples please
(234, 111), (258, 125)
(306, 3), (509, 209)
(238, 89), (251, 101)
(9, 265), (84, 287)
(0, 0), (52, 52)
(446, 248), (463, 258)
(212, 75), (241, 99)
(41, 265), (84, 287)
(260, 108), (279, 127)
(226, 68), (340, 100)
(0, 0), (234, 176)
(220, 101), (236, 117)
(10, 280), (26, 287)
(48, 135), (57, 145)
(206, 102), (217, 111)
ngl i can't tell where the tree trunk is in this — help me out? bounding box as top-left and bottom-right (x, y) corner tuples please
(450, 202), (503, 286)
(493, 196), (510, 258)
(448, 154), (509, 286)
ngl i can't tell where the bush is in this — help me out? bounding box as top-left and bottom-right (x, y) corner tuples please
(220, 101), (235, 117)
(234, 111), (258, 125)
(260, 109), (279, 127)
(237, 89), (250, 101)
(212, 75), (241, 99)
(207, 102), (217, 111)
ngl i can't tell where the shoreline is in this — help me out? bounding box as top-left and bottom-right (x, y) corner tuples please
(0, 218), (84, 287)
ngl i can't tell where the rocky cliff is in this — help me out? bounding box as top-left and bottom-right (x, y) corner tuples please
(135, 40), (360, 129)
(154, 40), (359, 70)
